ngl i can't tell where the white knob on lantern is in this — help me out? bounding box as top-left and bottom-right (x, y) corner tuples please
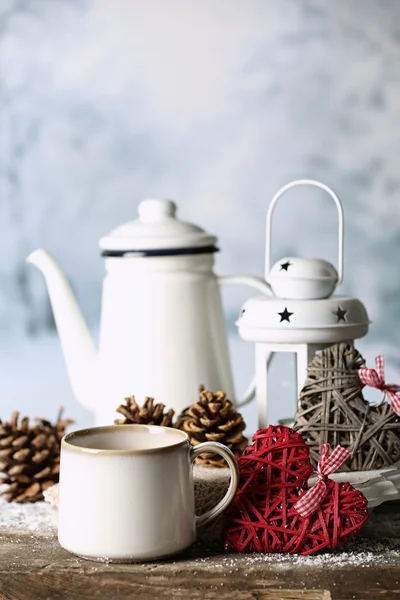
(268, 257), (338, 300)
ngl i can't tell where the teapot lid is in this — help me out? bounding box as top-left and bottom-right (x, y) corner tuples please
(99, 199), (217, 256)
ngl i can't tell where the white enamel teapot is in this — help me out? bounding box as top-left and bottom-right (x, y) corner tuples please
(27, 199), (270, 424)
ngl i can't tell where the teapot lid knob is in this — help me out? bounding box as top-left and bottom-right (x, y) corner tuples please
(138, 198), (177, 222)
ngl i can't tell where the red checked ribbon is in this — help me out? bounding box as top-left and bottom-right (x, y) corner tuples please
(294, 444), (350, 518)
(359, 355), (400, 416)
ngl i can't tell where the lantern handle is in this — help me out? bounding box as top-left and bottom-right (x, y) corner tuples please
(265, 179), (344, 285)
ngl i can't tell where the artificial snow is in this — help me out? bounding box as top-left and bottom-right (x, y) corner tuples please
(0, 496), (55, 533)
(192, 542), (400, 568)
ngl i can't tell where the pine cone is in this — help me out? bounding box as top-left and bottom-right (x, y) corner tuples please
(176, 386), (248, 467)
(115, 396), (175, 427)
(0, 410), (73, 503)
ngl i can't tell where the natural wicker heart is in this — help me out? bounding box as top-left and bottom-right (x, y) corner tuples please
(223, 426), (368, 555)
(294, 343), (400, 471)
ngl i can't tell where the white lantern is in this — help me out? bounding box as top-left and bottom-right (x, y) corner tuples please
(237, 180), (370, 428)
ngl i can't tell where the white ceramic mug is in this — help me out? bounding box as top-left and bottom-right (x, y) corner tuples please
(58, 425), (239, 562)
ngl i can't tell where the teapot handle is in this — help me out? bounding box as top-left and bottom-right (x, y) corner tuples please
(218, 275), (272, 407)
(265, 179), (344, 285)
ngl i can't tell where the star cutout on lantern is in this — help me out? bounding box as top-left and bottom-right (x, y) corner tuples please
(280, 261), (292, 272)
(333, 305), (347, 323)
(278, 307), (293, 323)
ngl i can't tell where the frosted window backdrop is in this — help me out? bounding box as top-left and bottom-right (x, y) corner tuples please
(1, 0), (400, 431)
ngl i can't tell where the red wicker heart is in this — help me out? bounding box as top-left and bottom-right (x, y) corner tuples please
(223, 426), (369, 555)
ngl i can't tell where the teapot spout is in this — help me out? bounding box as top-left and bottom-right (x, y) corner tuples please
(27, 249), (97, 413)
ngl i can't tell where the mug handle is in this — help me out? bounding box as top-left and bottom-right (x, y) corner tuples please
(190, 441), (239, 528)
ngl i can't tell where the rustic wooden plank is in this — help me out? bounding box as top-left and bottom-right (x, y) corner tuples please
(253, 594), (331, 600)
(0, 568), (397, 600)
(0, 530), (399, 600)
(0, 573), (333, 600)
(0, 504), (399, 600)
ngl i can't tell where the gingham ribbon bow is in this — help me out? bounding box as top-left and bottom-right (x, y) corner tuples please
(358, 355), (400, 416)
(294, 444), (350, 518)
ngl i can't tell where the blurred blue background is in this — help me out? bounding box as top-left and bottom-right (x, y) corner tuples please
(1, 0), (400, 432)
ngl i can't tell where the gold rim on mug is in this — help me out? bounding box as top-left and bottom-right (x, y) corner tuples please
(62, 424), (189, 456)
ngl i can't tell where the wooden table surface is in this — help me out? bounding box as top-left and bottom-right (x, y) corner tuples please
(0, 503), (399, 600)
